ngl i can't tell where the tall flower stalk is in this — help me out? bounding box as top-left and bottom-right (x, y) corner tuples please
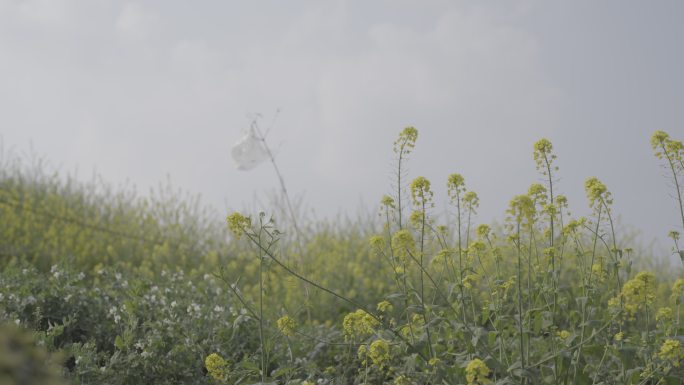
(533, 139), (559, 318)
(448, 173), (469, 323)
(393, 127), (418, 230)
(507, 194), (535, 385)
(651, 131), (684, 264)
(410, 176), (435, 358)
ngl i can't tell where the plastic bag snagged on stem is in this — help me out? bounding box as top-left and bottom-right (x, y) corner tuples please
(231, 127), (269, 171)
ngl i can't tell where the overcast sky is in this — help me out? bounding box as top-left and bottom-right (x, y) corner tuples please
(1, 0), (683, 251)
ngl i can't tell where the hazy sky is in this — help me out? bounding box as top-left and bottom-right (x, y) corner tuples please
(1, 1), (683, 250)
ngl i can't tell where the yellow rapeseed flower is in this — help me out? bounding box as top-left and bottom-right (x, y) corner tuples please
(507, 194), (535, 224)
(368, 339), (391, 368)
(377, 300), (393, 313)
(463, 191), (479, 209)
(616, 271), (657, 317)
(410, 176), (433, 207)
(447, 173), (466, 201)
(476, 224), (491, 239)
(226, 212), (251, 239)
(394, 127), (418, 155)
(391, 229), (415, 262)
(381, 195), (395, 209)
(369, 235), (386, 253)
(672, 278), (684, 303)
(533, 138), (555, 173)
(658, 339), (684, 367)
(276, 315), (297, 337)
(557, 330), (570, 340)
(585, 177), (612, 208)
(343, 309), (379, 339)
(465, 358), (491, 385)
(463, 274), (480, 290)
(399, 313), (425, 338)
(651, 130), (670, 151)
(205, 353), (229, 381)
(591, 263), (607, 282)
(656, 307), (673, 323)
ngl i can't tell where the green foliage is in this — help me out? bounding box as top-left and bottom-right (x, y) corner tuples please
(1, 130), (684, 384)
(0, 322), (68, 385)
(0, 152), (227, 273)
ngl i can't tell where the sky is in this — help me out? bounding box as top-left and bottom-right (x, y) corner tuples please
(1, 0), (683, 252)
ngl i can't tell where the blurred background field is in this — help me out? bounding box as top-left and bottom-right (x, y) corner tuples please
(1, 130), (683, 384)
(2, 2), (684, 383)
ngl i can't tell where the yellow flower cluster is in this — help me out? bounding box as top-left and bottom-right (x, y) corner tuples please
(562, 218), (585, 237)
(463, 274), (480, 290)
(400, 313), (425, 338)
(651, 130), (684, 162)
(467, 241), (486, 255)
(557, 330), (571, 340)
(476, 224), (491, 239)
(276, 315), (297, 337)
(465, 358), (492, 385)
(672, 278), (684, 303)
(226, 212), (251, 239)
(507, 194), (535, 224)
(591, 262), (607, 282)
(669, 231), (681, 242)
(410, 176), (433, 208)
(533, 138), (557, 174)
(343, 309), (379, 339)
(528, 183), (547, 202)
(381, 195), (395, 209)
(651, 130), (670, 150)
(368, 339), (391, 368)
(656, 307), (673, 323)
(447, 173), (466, 201)
(431, 248), (452, 266)
(393, 127), (418, 155)
(611, 271), (657, 317)
(585, 177), (612, 208)
(377, 300), (393, 313)
(205, 353), (229, 381)
(369, 235), (386, 254)
(463, 191), (479, 209)
(658, 339), (684, 367)
(409, 210), (424, 229)
(492, 277), (516, 300)
(391, 230), (415, 262)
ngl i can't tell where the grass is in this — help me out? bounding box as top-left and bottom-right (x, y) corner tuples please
(0, 129), (683, 384)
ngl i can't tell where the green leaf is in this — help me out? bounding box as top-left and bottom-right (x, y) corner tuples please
(488, 331), (498, 347)
(533, 311), (542, 335)
(618, 346), (637, 367)
(114, 335), (124, 350)
(481, 306), (490, 325)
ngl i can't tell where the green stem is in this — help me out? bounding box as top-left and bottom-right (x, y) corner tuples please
(544, 154), (558, 329)
(243, 229), (429, 363)
(419, 200), (434, 358)
(516, 222), (526, 384)
(600, 198), (621, 295)
(660, 142), (684, 234)
(258, 229), (267, 383)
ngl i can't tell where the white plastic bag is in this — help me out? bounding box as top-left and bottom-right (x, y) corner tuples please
(231, 127), (269, 171)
